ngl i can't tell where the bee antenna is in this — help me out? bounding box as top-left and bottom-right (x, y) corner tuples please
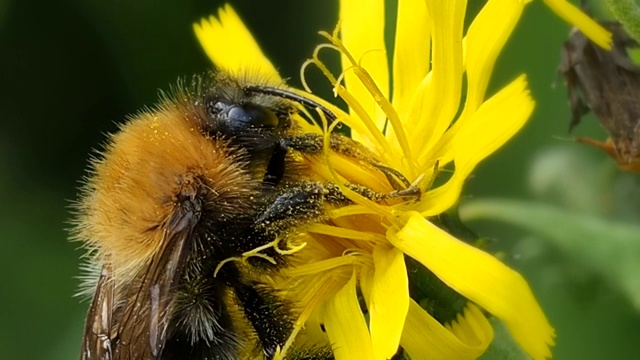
(243, 85), (337, 123)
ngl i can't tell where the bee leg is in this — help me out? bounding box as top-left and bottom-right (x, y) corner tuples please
(232, 280), (336, 359)
(285, 347), (335, 360)
(324, 183), (421, 203)
(256, 181), (419, 237)
(231, 280), (293, 359)
(230, 276), (335, 360)
(245, 180), (418, 266)
(255, 182), (327, 233)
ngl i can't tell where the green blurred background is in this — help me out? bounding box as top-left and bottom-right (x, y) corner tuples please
(1, 0), (639, 359)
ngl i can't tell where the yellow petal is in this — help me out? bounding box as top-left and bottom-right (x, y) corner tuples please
(369, 245), (409, 360)
(541, 0), (612, 49)
(401, 300), (491, 360)
(409, 0), (466, 163)
(322, 271), (374, 360)
(390, 213), (555, 360)
(463, 0), (524, 112)
(446, 304), (493, 348)
(454, 74), (533, 179)
(193, 5), (281, 82)
(391, 0), (430, 117)
(417, 75), (533, 216)
(417, 0), (525, 170)
(339, 0), (389, 134)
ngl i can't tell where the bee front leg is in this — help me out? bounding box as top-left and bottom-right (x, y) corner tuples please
(255, 181), (418, 237)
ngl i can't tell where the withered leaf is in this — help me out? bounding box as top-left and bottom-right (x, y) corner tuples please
(560, 22), (640, 172)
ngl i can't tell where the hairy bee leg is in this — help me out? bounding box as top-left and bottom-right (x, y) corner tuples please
(254, 182), (326, 235)
(325, 183), (421, 203)
(230, 272), (334, 360)
(284, 347), (334, 360)
(256, 182), (419, 234)
(224, 264), (334, 360)
(232, 281), (293, 359)
(245, 181), (419, 265)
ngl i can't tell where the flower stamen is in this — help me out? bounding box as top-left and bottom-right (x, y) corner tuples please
(318, 31), (416, 176)
(333, 85), (394, 156)
(316, 108), (396, 219)
(326, 205), (380, 219)
(305, 223), (386, 243)
(302, 45), (395, 156)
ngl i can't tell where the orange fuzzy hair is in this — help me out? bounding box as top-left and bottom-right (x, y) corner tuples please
(73, 101), (256, 282)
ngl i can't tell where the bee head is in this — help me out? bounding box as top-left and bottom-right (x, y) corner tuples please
(198, 73), (295, 142)
(206, 96), (292, 135)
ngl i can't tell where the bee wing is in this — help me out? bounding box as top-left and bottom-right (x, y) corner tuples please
(82, 201), (200, 360)
(115, 207), (199, 360)
(80, 263), (114, 360)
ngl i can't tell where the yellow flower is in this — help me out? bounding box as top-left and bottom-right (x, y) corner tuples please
(194, 1), (610, 359)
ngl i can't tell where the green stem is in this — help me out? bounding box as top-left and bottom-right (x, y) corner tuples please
(605, 0), (640, 43)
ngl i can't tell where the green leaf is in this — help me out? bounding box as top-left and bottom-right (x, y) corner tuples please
(479, 317), (531, 360)
(460, 199), (640, 310)
(605, 0), (640, 44)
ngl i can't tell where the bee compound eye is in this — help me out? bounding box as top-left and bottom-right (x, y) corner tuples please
(225, 104), (279, 130)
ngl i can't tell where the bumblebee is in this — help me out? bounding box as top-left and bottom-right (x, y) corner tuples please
(73, 72), (413, 360)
